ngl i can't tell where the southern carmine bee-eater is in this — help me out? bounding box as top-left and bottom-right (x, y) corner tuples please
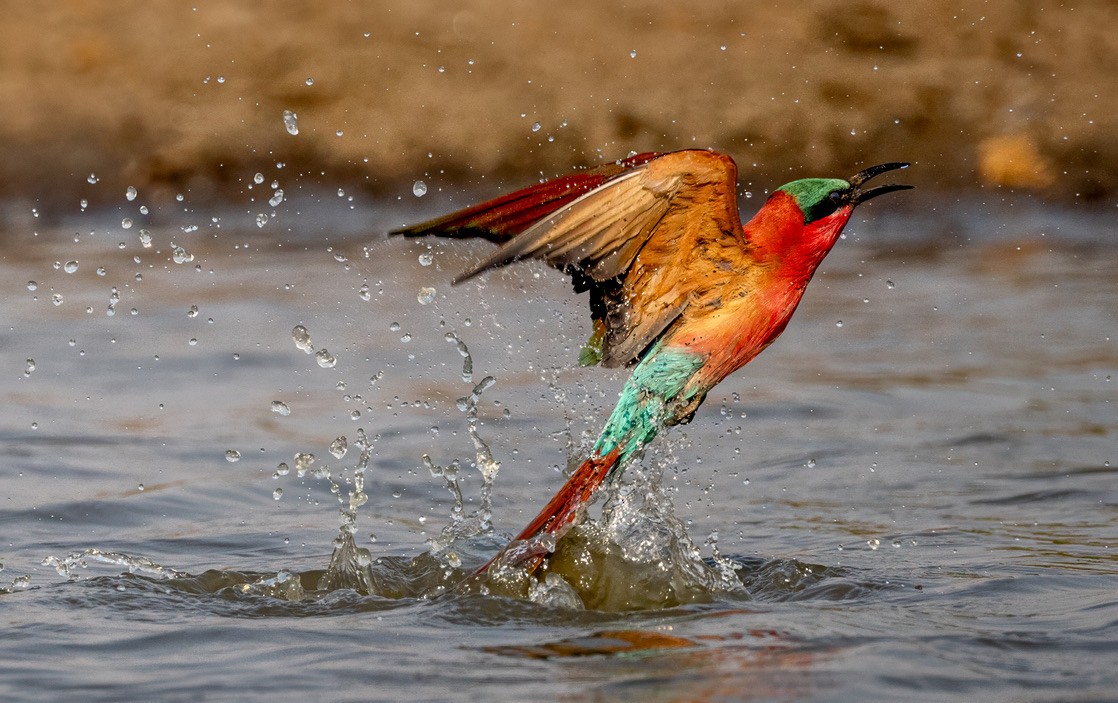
(392, 150), (912, 577)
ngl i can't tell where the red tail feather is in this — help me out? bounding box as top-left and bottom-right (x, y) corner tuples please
(475, 447), (622, 576)
(391, 153), (661, 244)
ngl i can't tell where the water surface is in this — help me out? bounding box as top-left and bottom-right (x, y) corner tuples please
(1, 191), (1115, 701)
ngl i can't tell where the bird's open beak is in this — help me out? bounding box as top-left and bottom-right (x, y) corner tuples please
(848, 162), (913, 205)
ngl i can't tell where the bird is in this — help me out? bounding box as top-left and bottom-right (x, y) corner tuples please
(391, 149), (912, 577)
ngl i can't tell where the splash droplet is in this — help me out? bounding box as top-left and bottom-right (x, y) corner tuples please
(268, 190), (284, 207)
(63, 260), (79, 273)
(412, 180), (428, 197)
(172, 246), (193, 264)
(126, 186), (138, 201)
(315, 349), (337, 368)
(291, 325), (314, 354)
(329, 436), (348, 459)
(282, 110), (299, 135)
(417, 287), (436, 305)
(225, 450), (241, 463)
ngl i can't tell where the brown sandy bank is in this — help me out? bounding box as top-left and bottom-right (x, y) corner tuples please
(1, 1), (1113, 207)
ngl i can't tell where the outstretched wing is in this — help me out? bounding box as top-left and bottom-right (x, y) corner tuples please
(393, 150), (744, 368)
(390, 152), (662, 244)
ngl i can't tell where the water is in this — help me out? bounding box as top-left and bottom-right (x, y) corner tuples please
(1, 192), (1115, 701)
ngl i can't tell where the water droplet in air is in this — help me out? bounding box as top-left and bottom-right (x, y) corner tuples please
(52, 294), (64, 306)
(305, 77), (314, 86)
(268, 190), (284, 207)
(418, 251), (434, 266)
(272, 488), (283, 500)
(27, 281), (37, 291)
(629, 49), (637, 58)
(292, 325), (314, 353)
(886, 280), (896, 289)
(172, 246), (193, 264)
(225, 450), (241, 462)
(315, 349), (337, 368)
(358, 283), (371, 301)
(389, 322), (401, 332)
(806, 458), (817, 468)
(275, 462), (290, 476)
(412, 180), (428, 197)
(24, 359), (36, 376)
(87, 173), (99, 184)
(867, 538), (881, 550)
(835, 320), (844, 328)
(531, 122), (541, 133)
(64, 260), (79, 273)
(126, 186), (138, 201)
(253, 173), (264, 185)
(329, 436), (348, 459)
(139, 229), (153, 248)
(417, 287), (436, 305)
(283, 110), (299, 135)
(294, 452), (315, 477)
(255, 213), (269, 228)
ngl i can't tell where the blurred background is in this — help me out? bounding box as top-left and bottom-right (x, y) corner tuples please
(2, 0), (1114, 208)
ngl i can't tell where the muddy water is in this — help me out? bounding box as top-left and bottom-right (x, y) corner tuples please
(1, 191), (1115, 701)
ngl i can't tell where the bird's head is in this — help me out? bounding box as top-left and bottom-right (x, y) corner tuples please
(749, 163), (912, 276)
(778, 162), (913, 225)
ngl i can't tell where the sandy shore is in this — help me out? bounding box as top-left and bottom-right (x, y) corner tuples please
(1, 1), (1113, 206)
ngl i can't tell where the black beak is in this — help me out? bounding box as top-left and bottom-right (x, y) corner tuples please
(848, 162), (913, 205)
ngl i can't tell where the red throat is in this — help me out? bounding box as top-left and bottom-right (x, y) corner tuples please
(745, 192), (853, 281)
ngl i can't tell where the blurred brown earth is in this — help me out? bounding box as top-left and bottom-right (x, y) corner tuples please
(1, 1), (1114, 206)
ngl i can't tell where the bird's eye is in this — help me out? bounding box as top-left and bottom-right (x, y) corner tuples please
(805, 192), (842, 222)
(828, 190), (846, 205)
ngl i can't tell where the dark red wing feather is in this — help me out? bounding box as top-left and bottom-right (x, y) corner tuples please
(390, 152), (662, 244)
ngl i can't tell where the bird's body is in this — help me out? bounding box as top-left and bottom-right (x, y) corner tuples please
(392, 149), (911, 575)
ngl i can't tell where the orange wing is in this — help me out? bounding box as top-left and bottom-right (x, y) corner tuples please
(392, 150), (744, 367)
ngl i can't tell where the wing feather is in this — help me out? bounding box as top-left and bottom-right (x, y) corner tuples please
(417, 150), (744, 367)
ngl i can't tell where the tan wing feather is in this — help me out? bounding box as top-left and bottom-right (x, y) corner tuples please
(452, 168), (677, 284)
(457, 150), (744, 367)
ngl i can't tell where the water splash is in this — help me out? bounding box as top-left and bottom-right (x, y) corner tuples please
(282, 110), (299, 135)
(444, 331), (473, 382)
(42, 549), (185, 581)
(291, 325), (314, 353)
